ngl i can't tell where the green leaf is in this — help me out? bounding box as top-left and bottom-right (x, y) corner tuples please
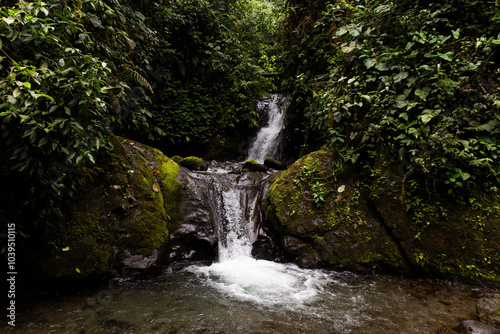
(75, 155), (83, 165)
(39, 136), (48, 147)
(359, 94), (371, 102)
(3, 17), (15, 25)
(438, 52), (454, 61)
(375, 62), (389, 71)
(420, 114), (434, 124)
(395, 95), (408, 108)
(100, 86), (122, 94)
(364, 58), (376, 69)
(452, 29), (460, 39)
(415, 87), (431, 101)
(393, 71), (409, 83)
(8, 95), (17, 105)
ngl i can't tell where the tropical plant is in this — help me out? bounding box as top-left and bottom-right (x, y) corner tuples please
(280, 0), (500, 199)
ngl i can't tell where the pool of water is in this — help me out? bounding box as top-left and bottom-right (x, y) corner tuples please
(2, 258), (480, 334)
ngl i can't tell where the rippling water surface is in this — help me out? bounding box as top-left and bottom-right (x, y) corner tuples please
(4, 257), (479, 334)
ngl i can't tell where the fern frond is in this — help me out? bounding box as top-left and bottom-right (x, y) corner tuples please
(119, 64), (154, 94)
(74, 0), (82, 23)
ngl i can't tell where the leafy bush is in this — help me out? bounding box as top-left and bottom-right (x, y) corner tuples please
(0, 3), (115, 229)
(280, 0), (500, 197)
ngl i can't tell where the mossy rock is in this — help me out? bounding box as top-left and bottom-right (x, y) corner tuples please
(372, 164), (500, 284)
(171, 155), (183, 164)
(179, 156), (208, 171)
(243, 159), (269, 172)
(268, 150), (408, 272)
(34, 136), (182, 284)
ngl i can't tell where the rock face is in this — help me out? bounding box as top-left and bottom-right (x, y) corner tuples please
(477, 295), (500, 327)
(168, 162), (286, 263)
(34, 136), (182, 283)
(268, 150), (500, 283)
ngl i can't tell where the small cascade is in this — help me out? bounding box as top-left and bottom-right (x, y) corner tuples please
(247, 94), (287, 163)
(208, 172), (254, 261)
(172, 162), (280, 264)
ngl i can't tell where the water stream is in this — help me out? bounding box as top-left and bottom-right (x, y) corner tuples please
(246, 94), (287, 163)
(1, 96), (483, 333)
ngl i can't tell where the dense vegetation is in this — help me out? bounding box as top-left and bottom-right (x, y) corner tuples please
(280, 0), (500, 203)
(1, 0), (499, 273)
(0, 0), (284, 244)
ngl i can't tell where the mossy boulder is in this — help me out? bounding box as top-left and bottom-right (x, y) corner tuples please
(269, 149), (500, 284)
(35, 136), (182, 284)
(372, 162), (500, 284)
(243, 159), (269, 172)
(171, 155), (183, 164)
(268, 150), (409, 272)
(179, 156), (208, 171)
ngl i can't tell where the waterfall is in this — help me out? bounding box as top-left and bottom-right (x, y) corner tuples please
(176, 97), (333, 306)
(208, 174), (254, 262)
(247, 94), (287, 163)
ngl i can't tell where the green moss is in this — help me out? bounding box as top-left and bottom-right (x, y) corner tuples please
(40, 210), (112, 280)
(153, 152), (182, 231)
(179, 156), (204, 170)
(171, 155), (183, 163)
(244, 159), (260, 166)
(35, 136), (179, 282)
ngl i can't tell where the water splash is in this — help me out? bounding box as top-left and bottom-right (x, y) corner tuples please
(247, 94), (287, 163)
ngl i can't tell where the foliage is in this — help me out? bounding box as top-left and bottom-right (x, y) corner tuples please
(150, 0), (286, 149)
(0, 2), (116, 230)
(280, 0), (500, 200)
(0, 0), (287, 239)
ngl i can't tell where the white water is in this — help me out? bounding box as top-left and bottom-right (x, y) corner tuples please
(246, 94), (287, 163)
(188, 110), (334, 308)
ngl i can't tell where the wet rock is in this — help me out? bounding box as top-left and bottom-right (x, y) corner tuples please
(121, 250), (160, 275)
(171, 162), (285, 263)
(477, 295), (500, 327)
(252, 234), (288, 262)
(243, 159), (269, 172)
(454, 320), (500, 334)
(283, 236), (322, 268)
(264, 158), (287, 170)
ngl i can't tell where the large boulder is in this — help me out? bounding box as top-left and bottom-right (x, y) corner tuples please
(372, 161), (500, 283)
(268, 150), (409, 272)
(268, 149), (500, 284)
(34, 136), (182, 284)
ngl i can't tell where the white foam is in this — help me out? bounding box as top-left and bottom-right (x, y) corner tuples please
(187, 256), (335, 306)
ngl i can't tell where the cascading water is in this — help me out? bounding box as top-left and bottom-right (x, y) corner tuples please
(246, 94), (287, 163)
(183, 95), (333, 306)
